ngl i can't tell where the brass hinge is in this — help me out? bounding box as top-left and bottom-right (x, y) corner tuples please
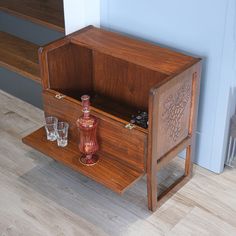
(55, 94), (65, 99)
(193, 72), (197, 80)
(125, 123), (135, 130)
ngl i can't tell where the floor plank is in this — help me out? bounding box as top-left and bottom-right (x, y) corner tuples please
(168, 207), (236, 236)
(0, 89), (236, 236)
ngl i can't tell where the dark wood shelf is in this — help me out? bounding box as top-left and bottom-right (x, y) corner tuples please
(0, 32), (41, 83)
(0, 0), (64, 32)
(22, 127), (144, 194)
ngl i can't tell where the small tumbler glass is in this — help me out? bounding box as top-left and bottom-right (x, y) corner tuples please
(45, 116), (58, 141)
(56, 122), (69, 147)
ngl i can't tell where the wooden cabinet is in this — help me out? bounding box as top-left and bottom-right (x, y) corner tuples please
(22, 26), (202, 211)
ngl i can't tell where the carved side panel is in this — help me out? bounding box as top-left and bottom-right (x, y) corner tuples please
(156, 74), (192, 159)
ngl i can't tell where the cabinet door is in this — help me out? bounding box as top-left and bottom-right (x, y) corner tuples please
(43, 89), (147, 172)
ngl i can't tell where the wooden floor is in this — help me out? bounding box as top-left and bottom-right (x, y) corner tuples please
(0, 89), (236, 236)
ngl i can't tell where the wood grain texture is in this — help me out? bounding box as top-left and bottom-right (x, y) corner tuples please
(36, 26), (202, 211)
(38, 37), (70, 89)
(48, 44), (93, 92)
(93, 51), (167, 110)
(156, 137), (191, 171)
(0, 0), (64, 32)
(22, 127), (144, 194)
(71, 27), (198, 75)
(168, 207), (236, 236)
(1, 90), (236, 235)
(147, 62), (201, 211)
(43, 89), (147, 172)
(0, 32), (40, 83)
(155, 67), (194, 159)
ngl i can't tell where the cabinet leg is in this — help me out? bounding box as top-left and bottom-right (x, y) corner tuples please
(147, 143), (194, 212)
(185, 144), (193, 177)
(147, 167), (158, 211)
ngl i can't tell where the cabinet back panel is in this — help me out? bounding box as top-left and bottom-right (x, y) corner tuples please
(48, 43), (93, 93)
(93, 51), (167, 110)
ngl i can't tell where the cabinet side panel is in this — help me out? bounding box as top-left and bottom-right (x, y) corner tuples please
(151, 66), (197, 159)
(39, 38), (70, 89)
(47, 44), (93, 93)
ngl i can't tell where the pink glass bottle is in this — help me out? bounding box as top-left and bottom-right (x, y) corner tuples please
(76, 95), (99, 166)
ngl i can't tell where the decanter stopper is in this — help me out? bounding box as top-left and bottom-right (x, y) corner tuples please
(76, 95), (99, 166)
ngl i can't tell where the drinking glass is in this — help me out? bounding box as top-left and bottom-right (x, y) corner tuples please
(56, 122), (69, 147)
(45, 116), (58, 141)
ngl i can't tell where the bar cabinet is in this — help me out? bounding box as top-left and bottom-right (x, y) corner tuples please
(23, 26), (201, 211)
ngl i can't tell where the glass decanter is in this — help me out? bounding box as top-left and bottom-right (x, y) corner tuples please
(76, 95), (99, 166)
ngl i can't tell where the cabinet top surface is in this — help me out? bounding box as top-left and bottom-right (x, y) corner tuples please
(70, 26), (200, 75)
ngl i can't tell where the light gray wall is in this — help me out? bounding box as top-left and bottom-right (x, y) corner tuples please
(100, 0), (236, 173)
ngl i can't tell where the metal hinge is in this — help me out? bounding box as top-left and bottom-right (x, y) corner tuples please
(55, 94), (65, 99)
(193, 72), (197, 80)
(125, 123), (135, 130)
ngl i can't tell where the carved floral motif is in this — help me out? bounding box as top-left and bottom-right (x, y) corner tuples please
(161, 81), (191, 142)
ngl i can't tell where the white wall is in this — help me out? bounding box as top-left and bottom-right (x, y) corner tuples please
(63, 0), (100, 35)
